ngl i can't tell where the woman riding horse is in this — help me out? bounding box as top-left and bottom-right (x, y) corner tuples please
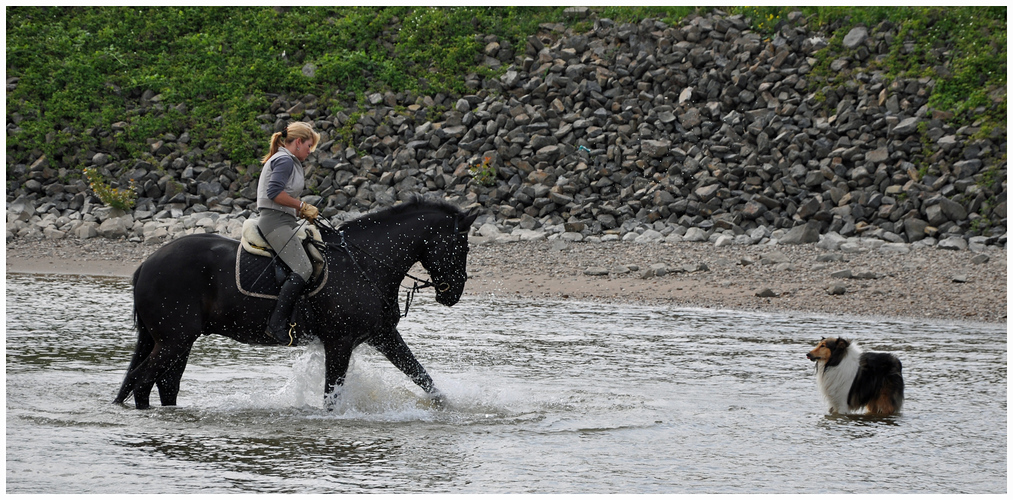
(256, 121), (320, 346)
(116, 196), (479, 409)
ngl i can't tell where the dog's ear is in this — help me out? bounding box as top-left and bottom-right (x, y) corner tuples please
(836, 337), (850, 348)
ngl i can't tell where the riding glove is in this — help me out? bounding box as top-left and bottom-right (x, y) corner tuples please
(298, 202), (319, 221)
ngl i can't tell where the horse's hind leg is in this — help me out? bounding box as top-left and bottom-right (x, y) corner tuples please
(122, 321), (198, 409)
(114, 318), (157, 405)
(129, 339), (197, 409)
(125, 343), (160, 409)
(156, 344), (193, 406)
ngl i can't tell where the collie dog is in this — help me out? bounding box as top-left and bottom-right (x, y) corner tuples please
(806, 337), (904, 415)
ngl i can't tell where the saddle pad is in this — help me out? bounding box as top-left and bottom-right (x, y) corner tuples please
(235, 246), (328, 299)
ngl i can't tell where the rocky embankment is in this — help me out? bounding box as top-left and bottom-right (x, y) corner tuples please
(6, 11), (1007, 259)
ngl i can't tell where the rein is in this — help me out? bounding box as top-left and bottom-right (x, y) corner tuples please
(314, 219), (445, 317)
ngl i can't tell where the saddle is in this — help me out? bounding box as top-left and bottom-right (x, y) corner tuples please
(235, 219), (328, 299)
(241, 218), (325, 261)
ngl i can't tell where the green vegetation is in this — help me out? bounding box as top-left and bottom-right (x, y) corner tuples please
(83, 167), (136, 210)
(468, 155), (497, 187)
(730, 6), (1006, 130)
(6, 6), (1006, 172)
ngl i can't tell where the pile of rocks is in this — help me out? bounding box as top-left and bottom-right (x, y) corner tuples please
(6, 10), (1007, 251)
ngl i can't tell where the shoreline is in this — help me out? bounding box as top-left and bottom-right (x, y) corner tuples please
(6, 236), (1007, 324)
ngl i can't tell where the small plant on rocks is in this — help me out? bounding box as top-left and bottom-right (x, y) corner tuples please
(468, 156), (496, 186)
(83, 167), (137, 211)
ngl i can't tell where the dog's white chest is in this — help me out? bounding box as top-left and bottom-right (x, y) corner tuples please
(816, 348), (861, 413)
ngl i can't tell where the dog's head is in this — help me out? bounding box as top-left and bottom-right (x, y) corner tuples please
(806, 337), (850, 363)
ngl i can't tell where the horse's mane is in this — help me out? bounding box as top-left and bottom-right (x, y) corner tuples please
(333, 195), (467, 233)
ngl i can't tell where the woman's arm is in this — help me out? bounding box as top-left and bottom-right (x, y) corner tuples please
(271, 190), (303, 211)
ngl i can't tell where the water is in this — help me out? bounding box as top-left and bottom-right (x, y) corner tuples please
(5, 273), (1006, 493)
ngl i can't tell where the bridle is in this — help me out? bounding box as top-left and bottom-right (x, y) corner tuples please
(314, 218), (462, 317)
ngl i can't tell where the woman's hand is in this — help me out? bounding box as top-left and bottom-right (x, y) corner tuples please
(271, 191), (317, 221)
(298, 202), (319, 221)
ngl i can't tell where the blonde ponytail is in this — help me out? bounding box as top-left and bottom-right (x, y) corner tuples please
(260, 122), (320, 163)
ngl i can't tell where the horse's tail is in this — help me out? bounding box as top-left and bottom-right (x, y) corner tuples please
(113, 265), (155, 405)
(130, 263), (142, 329)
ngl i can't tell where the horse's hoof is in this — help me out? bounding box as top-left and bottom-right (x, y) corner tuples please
(427, 391), (448, 409)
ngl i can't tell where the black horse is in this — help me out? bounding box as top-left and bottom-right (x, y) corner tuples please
(114, 197), (479, 409)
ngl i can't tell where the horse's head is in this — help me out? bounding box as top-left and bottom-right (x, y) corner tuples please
(421, 208), (479, 306)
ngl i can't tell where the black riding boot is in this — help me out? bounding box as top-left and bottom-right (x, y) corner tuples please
(267, 273), (307, 346)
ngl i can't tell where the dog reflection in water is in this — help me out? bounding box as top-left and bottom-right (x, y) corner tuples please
(806, 337), (904, 416)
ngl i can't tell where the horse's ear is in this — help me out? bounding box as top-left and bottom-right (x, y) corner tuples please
(461, 208), (480, 230)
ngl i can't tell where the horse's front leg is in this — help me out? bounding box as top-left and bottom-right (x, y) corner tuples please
(368, 327), (443, 403)
(322, 337), (355, 410)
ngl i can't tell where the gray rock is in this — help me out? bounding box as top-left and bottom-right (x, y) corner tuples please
(879, 243), (910, 254)
(93, 207), (127, 223)
(938, 197), (968, 222)
(144, 226), (169, 243)
(584, 267), (609, 276)
(678, 87), (693, 104)
(749, 227), (769, 242)
(92, 152), (111, 166)
(827, 283), (848, 295)
(501, 70), (521, 87)
(649, 263), (668, 277)
(779, 221), (821, 245)
(760, 251), (789, 265)
(970, 253), (990, 265)
(641, 140), (670, 158)
(679, 108), (702, 128)
(634, 229), (664, 244)
(842, 26), (868, 48)
(8, 196), (36, 222)
(477, 223), (502, 237)
(816, 232), (847, 251)
(925, 204), (948, 226)
(755, 288), (778, 298)
(611, 265), (631, 275)
(549, 239), (569, 252)
(97, 217), (130, 238)
(840, 242), (865, 253)
(865, 146), (889, 163)
(892, 117), (920, 135)
(683, 227), (708, 242)
(685, 262), (709, 273)
(830, 269), (852, 279)
(903, 218), (929, 242)
(938, 236), (968, 251)
(74, 221), (99, 239)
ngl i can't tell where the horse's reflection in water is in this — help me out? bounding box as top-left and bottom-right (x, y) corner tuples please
(114, 197), (479, 410)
